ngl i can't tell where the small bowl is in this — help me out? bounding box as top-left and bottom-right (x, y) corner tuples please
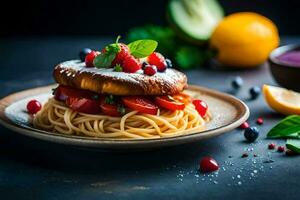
(268, 44), (300, 92)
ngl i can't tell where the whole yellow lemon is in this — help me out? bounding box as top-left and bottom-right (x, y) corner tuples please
(210, 12), (280, 68)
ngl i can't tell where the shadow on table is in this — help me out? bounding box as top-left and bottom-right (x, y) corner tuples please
(0, 129), (225, 174)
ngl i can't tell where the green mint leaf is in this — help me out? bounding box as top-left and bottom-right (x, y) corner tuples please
(128, 39), (158, 58)
(93, 52), (116, 68)
(267, 115), (300, 138)
(93, 40), (120, 68)
(286, 139), (300, 154)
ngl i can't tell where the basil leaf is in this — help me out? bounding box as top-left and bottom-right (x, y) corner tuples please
(286, 139), (300, 153)
(93, 53), (116, 68)
(267, 115), (300, 138)
(128, 40), (158, 58)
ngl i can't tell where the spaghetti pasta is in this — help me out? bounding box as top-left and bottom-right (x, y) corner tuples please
(33, 98), (210, 139)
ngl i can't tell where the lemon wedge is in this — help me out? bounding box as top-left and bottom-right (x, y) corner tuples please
(263, 85), (300, 115)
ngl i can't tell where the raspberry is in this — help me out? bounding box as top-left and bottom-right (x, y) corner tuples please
(277, 146), (285, 152)
(148, 52), (167, 72)
(143, 65), (157, 76)
(111, 43), (130, 67)
(256, 117), (264, 125)
(239, 121), (249, 129)
(85, 51), (100, 68)
(122, 55), (141, 73)
(268, 143), (276, 149)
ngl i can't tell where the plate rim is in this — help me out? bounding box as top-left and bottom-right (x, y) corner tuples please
(0, 84), (249, 149)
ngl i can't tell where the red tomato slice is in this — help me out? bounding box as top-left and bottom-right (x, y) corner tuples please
(122, 96), (158, 115)
(100, 99), (120, 117)
(192, 99), (208, 117)
(66, 97), (101, 114)
(155, 96), (185, 111)
(172, 93), (191, 105)
(54, 85), (98, 101)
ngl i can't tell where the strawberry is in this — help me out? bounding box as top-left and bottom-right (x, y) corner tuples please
(111, 43), (130, 67)
(148, 52), (167, 72)
(122, 55), (141, 73)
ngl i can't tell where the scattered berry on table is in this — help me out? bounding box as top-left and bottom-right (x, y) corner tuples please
(199, 156), (219, 173)
(268, 143), (276, 150)
(277, 146), (285, 152)
(241, 152), (248, 158)
(148, 52), (167, 72)
(165, 58), (173, 68)
(111, 43), (130, 66)
(85, 51), (100, 67)
(143, 65), (157, 76)
(256, 117), (264, 125)
(79, 48), (92, 62)
(122, 55), (141, 73)
(231, 76), (243, 89)
(249, 86), (261, 99)
(142, 61), (149, 69)
(286, 149), (297, 156)
(239, 121), (249, 129)
(253, 154), (258, 157)
(244, 127), (259, 142)
(27, 100), (42, 114)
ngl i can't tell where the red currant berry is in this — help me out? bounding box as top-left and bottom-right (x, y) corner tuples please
(85, 51), (100, 68)
(148, 52), (167, 72)
(277, 146), (285, 152)
(143, 65), (157, 76)
(199, 156), (219, 173)
(268, 143), (276, 150)
(27, 100), (42, 114)
(239, 121), (249, 129)
(256, 117), (264, 125)
(286, 149), (297, 156)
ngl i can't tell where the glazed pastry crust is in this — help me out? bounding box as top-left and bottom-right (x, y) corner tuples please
(53, 60), (188, 95)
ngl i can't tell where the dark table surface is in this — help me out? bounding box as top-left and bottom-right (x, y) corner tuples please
(0, 36), (299, 200)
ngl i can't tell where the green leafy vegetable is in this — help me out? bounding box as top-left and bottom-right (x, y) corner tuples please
(286, 139), (300, 153)
(128, 40), (158, 58)
(126, 25), (213, 69)
(127, 25), (176, 56)
(175, 46), (212, 69)
(267, 115), (300, 139)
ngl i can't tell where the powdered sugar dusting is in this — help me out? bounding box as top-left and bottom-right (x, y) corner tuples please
(57, 60), (185, 86)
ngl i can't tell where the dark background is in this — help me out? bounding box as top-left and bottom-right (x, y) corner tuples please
(0, 0), (299, 36)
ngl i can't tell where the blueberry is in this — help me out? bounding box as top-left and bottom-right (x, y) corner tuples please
(244, 127), (259, 142)
(79, 48), (92, 62)
(249, 86), (261, 99)
(142, 61), (149, 69)
(231, 76), (243, 89)
(166, 58), (173, 68)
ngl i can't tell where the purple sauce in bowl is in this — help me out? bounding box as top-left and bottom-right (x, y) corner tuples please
(268, 44), (300, 92)
(276, 51), (300, 67)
